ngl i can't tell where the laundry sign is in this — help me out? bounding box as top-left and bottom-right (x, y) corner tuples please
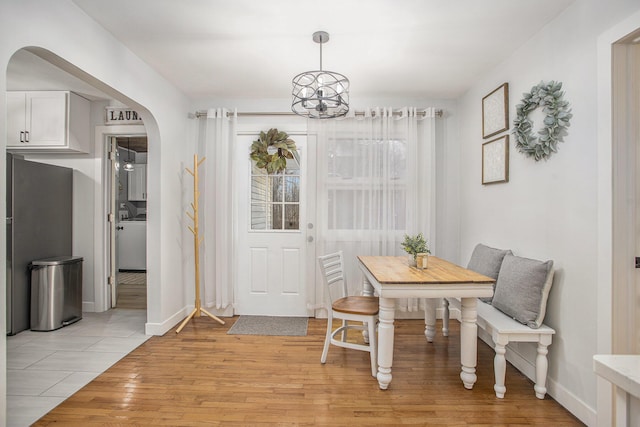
(105, 107), (142, 125)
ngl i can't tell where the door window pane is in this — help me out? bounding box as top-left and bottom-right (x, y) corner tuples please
(284, 205), (299, 230)
(251, 176), (268, 202)
(285, 176), (299, 202)
(271, 204), (283, 230)
(270, 176), (283, 202)
(250, 156), (300, 231)
(251, 204), (266, 230)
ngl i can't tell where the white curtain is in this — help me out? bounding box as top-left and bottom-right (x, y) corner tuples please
(196, 108), (237, 309)
(311, 107), (437, 312)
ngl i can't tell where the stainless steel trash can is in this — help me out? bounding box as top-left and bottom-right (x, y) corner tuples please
(30, 256), (83, 332)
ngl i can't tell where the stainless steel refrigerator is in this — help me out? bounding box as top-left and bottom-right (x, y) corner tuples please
(6, 154), (73, 335)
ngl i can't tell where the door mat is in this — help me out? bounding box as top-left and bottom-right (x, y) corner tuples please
(227, 316), (308, 336)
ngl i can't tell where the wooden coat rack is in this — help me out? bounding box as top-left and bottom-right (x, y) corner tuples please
(176, 154), (225, 333)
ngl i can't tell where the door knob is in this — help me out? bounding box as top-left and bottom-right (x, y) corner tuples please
(307, 236), (314, 242)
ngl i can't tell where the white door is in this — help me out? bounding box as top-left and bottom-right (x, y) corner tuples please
(235, 132), (313, 316)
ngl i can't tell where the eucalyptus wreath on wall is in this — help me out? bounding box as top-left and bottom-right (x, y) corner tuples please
(512, 81), (572, 161)
(249, 128), (298, 174)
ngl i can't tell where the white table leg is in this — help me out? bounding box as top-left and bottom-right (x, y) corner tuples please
(459, 297), (478, 389)
(362, 275), (374, 343)
(362, 275), (374, 298)
(377, 297), (395, 390)
(615, 386), (629, 427)
(442, 298), (450, 337)
(424, 298), (437, 342)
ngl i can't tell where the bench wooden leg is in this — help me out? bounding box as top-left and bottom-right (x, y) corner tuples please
(534, 336), (552, 399)
(493, 335), (508, 398)
(442, 298), (450, 337)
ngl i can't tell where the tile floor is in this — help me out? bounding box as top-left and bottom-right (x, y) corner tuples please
(6, 309), (149, 427)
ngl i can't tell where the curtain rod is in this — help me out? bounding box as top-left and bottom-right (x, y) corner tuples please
(193, 109), (443, 119)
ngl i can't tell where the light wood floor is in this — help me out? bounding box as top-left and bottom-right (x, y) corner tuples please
(34, 317), (584, 426)
(116, 283), (147, 310)
(116, 272), (147, 310)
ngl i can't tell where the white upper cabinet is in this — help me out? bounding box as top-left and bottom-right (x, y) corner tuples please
(6, 91), (90, 153)
(128, 164), (147, 201)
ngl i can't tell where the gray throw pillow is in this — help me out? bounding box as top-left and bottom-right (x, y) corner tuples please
(466, 244), (512, 303)
(491, 254), (554, 329)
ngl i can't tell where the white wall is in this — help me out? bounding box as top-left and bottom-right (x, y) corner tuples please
(454, 1), (640, 425)
(0, 1), (195, 423)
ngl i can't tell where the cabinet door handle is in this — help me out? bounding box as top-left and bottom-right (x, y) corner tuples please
(19, 131), (24, 143)
(24, 131), (29, 143)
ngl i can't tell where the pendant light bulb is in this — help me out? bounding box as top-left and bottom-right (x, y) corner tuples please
(124, 137), (135, 172)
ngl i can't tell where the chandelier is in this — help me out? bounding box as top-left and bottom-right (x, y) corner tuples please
(292, 31), (349, 119)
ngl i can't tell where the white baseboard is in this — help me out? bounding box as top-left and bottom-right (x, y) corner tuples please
(82, 301), (95, 312)
(145, 305), (234, 336)
(145, 307), (189, 336)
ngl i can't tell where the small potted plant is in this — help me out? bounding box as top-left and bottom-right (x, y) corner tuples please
(401, 233), (431, 267)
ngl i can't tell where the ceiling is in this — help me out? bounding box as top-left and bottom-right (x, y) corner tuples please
(8, 0), (575, 104)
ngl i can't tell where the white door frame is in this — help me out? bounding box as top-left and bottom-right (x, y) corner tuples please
(234, 130), (314, 316)
(108, 136), (118, 307)
(596, 11), (640, 426)
(232, 118), (317, 316)
(93, 125), (146, 312)
(610, 41), (640, 354)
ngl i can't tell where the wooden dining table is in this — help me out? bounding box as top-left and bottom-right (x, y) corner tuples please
(357, 255), (495, 390)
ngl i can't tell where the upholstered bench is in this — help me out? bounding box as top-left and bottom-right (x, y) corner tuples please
(442, 244), (556, 399)
(442, 297), (555, 399)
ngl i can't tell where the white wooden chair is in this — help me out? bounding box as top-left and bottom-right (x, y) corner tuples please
(318, 251), (379, 377)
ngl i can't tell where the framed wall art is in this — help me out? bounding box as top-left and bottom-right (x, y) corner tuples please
(482, 135), (509, 185)
(482, 82), (509, 139)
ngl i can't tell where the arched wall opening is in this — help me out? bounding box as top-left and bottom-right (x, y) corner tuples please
(4, 46), (161, 321)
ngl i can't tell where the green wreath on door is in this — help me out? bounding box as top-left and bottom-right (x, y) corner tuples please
(249, 128), (298, 174)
